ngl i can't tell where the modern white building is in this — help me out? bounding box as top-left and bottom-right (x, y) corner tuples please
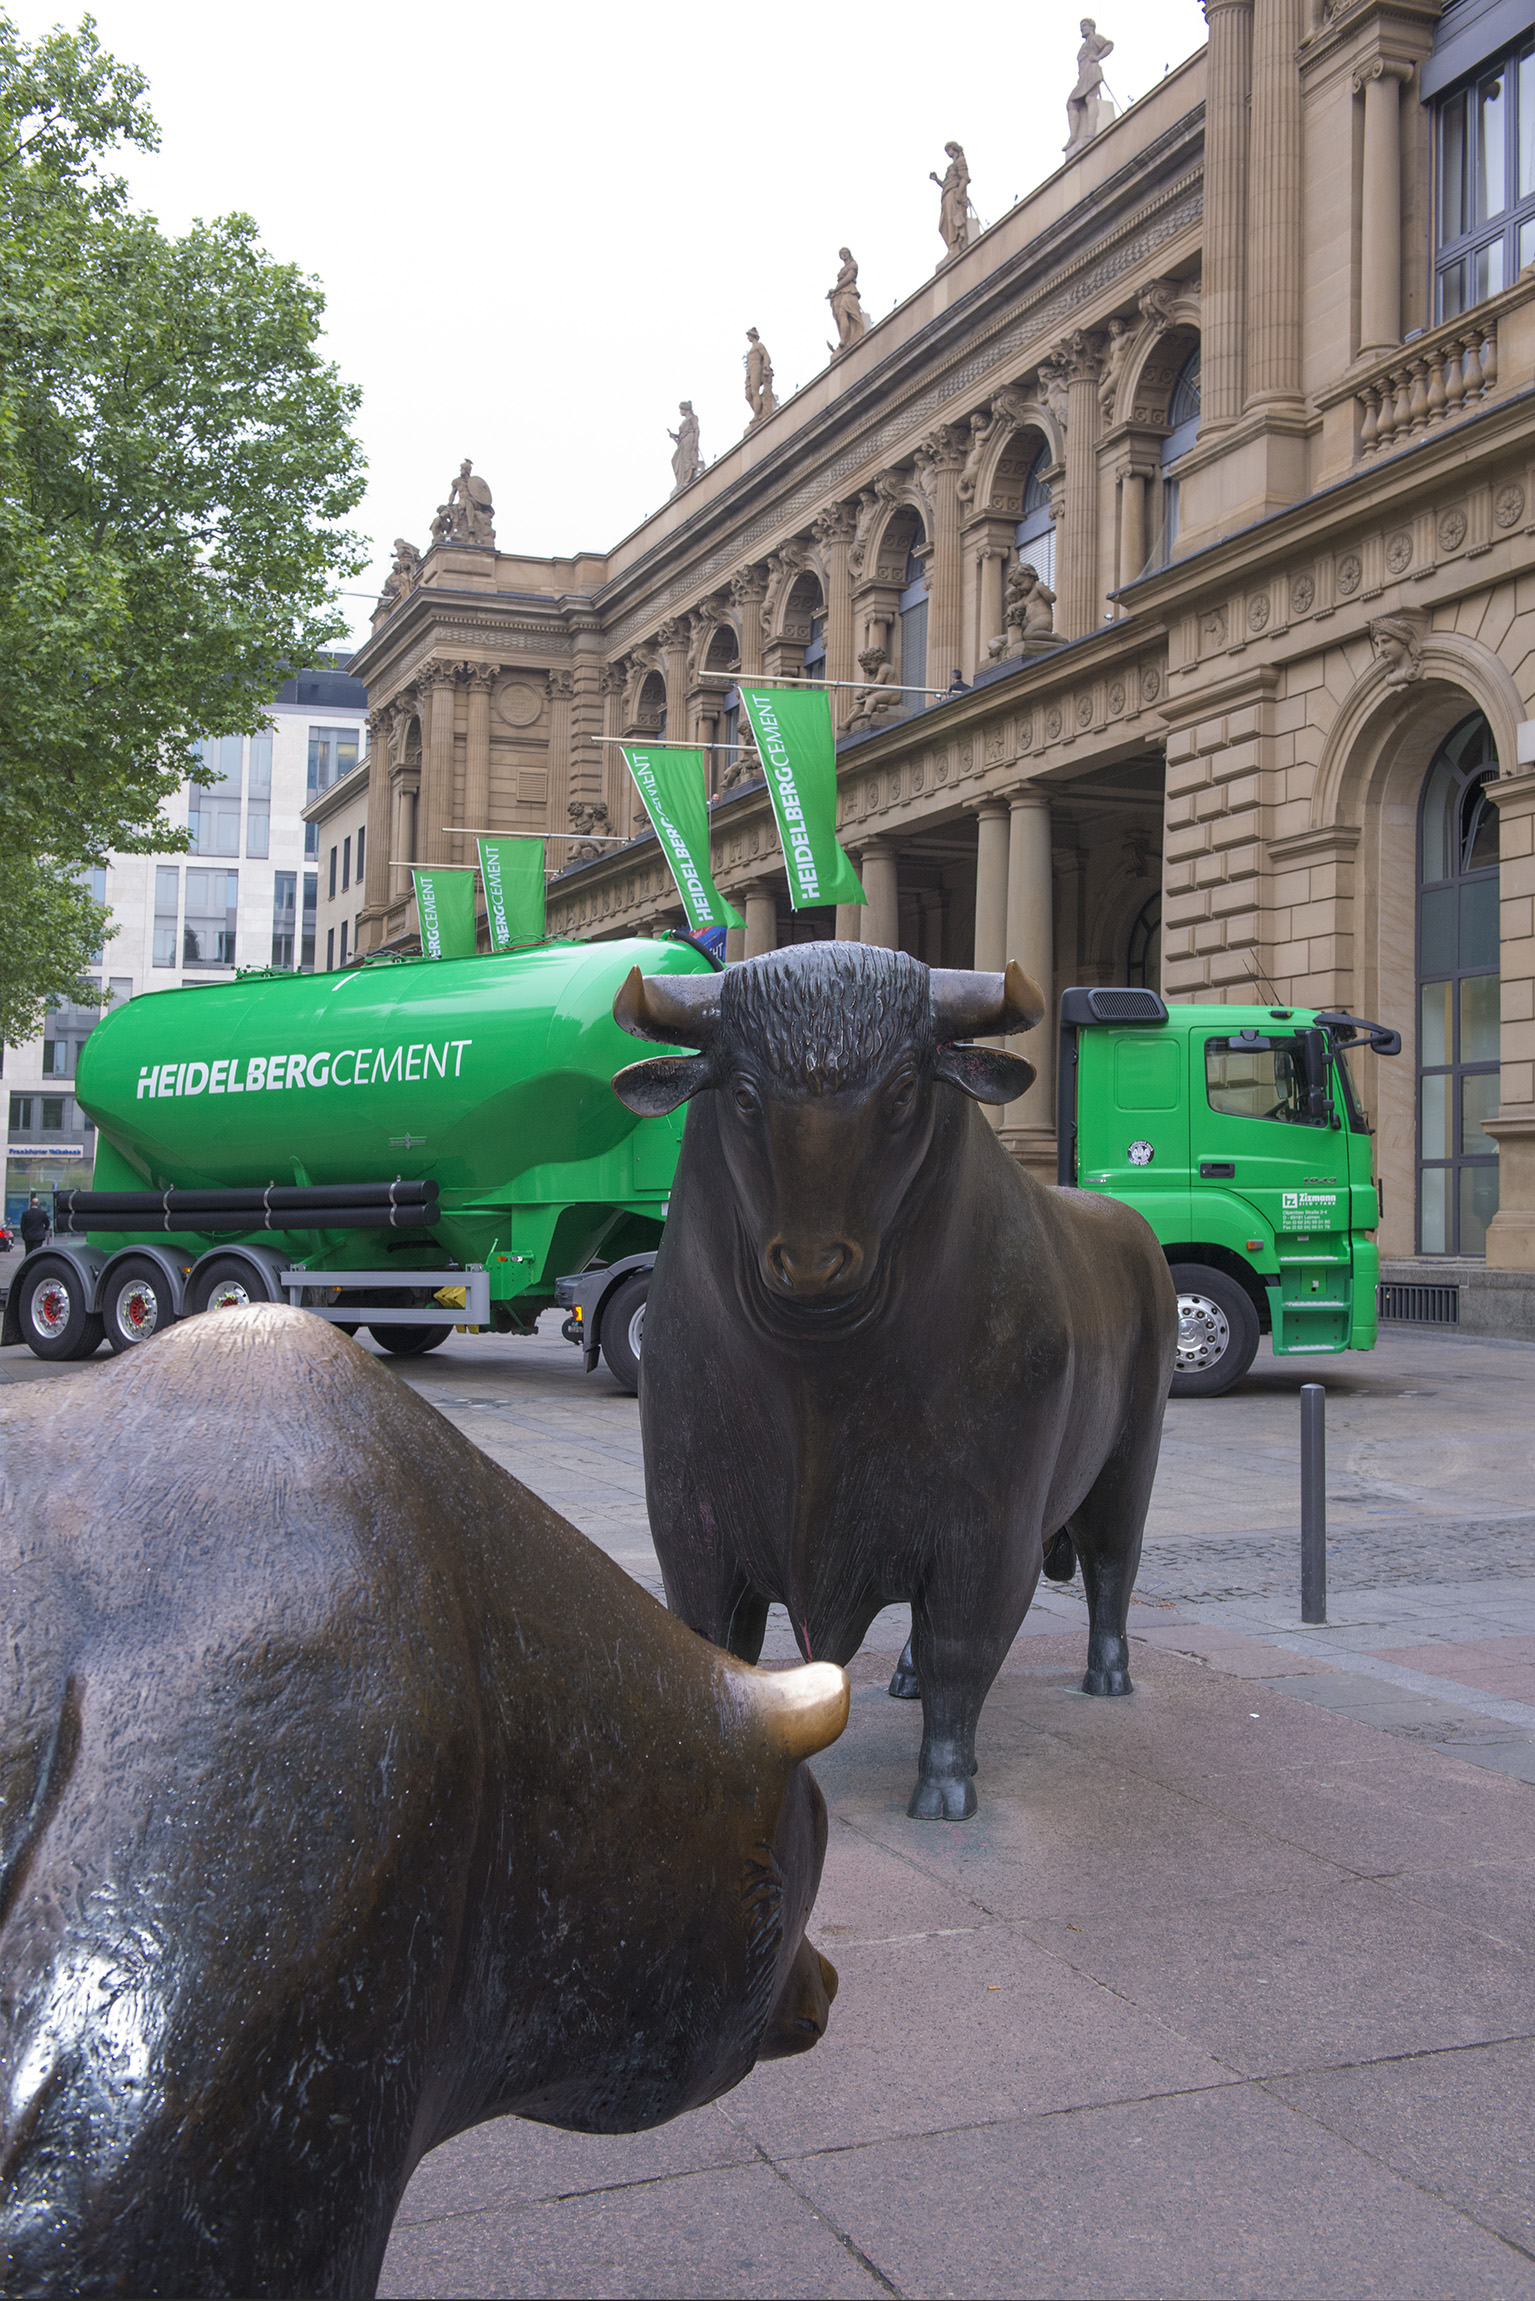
(3, 657), (369, 1222)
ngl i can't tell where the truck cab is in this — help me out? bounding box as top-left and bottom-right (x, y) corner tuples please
(1057, 989), (1401, 1397)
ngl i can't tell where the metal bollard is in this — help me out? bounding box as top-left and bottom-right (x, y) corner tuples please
(1301, 1382), (1327, 1625)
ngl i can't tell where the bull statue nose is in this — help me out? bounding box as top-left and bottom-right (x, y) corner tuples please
(766, 1237), (861, 1296)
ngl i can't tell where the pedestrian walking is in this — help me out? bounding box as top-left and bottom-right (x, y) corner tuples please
(19, 1194), (50, 1252)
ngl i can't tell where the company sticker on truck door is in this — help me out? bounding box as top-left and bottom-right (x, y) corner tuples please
(1280, 1189), (1341, 1233)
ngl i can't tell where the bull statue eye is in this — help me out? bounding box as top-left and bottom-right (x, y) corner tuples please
(889, 1069), (918, 1114)
(732, 1076), (761, 1116)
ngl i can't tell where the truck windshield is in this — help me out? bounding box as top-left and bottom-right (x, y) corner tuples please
(1331, 1045), (1371, 1133)
(1205, 1034), (1327, 1126)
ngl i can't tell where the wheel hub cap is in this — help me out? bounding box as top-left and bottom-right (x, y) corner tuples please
(1176, 1291), (1230, 1373)
(30, 1283), (70, 1340)
(117, 1280), (160, 1337)
(207, 1280), (251, 1311)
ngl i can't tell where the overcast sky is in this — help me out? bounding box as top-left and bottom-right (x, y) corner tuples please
(12, 0), (1208, 648)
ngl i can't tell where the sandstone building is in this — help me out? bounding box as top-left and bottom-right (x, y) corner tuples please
(348, 0), (1535, 1320)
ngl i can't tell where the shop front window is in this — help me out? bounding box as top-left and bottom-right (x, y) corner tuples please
(1417, 712), (1501, 1254)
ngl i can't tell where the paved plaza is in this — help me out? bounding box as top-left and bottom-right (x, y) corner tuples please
(4, 1309), (1535, 2297)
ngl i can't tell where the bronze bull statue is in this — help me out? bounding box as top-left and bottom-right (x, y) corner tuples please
(0, 1308), (846, 2299)
(613, 943), (1176, 1822)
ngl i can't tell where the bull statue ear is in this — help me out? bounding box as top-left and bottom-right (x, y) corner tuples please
(614, 966), (722, 1048)
(929, 959), (1046, 1039)
(612, 1054), (715, 1115)
(932, 1045), (1036, 1105)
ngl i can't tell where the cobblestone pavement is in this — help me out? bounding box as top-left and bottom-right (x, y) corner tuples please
(5, 1316), (1535, 2296)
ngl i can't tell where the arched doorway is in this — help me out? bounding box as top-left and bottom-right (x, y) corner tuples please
(1417, 711), (1501, 1254)
(1127, 890), (1161, 990)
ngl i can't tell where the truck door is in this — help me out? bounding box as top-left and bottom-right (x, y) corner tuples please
(1196, 1026), (1351, 1354)
(1077, 1026), (1192, 1238)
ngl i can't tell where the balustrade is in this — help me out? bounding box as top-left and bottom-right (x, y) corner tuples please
(1357, 319), (1498, 457)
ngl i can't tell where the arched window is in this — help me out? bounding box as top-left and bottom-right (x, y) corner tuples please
(1157, 349), (1201, 565)
(1014, 444), (1056, 595)
(1127, 890), (1161, 990)
(803, 610), (826, 683)
(897, 540), (928, 712)
(1418, 711), (1501, 1254)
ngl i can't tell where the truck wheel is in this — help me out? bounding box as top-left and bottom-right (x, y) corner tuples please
(187, 1258), (269, 1316)
(17, 1258), (104, 1361)
(104, 1257), (177, 1353)
(599, 1272), (648, 1394)
(368, 1324), (454, 1355)
(1168, 1263), (1260, 1398)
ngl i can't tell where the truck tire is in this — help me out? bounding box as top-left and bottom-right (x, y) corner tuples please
(104, 1256), (177, 1353)
(599, 1272), (647, 1394)
(16, 1258), (104, 1361)
(368, 1324), (454, 1356)
(187, 1257), (271, 1317)
(1168, 1262), (1260, 1398)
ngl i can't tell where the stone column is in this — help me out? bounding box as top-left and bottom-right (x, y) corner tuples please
(813, 504), (858, 694)
(462, 666), (495, 859)
(1119, 470), (1149, 592)
(917, 427), (966, 692)
(1247, 0), (1304, 408)
(1056, 332), (1104, 641)
(1486, 764), (1535, 1269)
(1357, 59), (1415, 357)
(834, 903), (863, 942)
(419, 667), (456, 867)
(859, 840), (899, 950)
(659, 619), (690, 740)
(1201, 0), (1254, 429)
(567, 639), (607, 819)
(1000, 789), (1054, 1163)
(971, 800), (1011, 973)
(546, 671), (574, 846)
(389, 777), (412, 901)
(976, 546), (1007, 669)
(731, 568), (768, 681)
(359, 711), (391, 948)
(744, 879), (779, 959)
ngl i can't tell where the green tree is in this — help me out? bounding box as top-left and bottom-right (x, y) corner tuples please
(0, 12), (365, 1044)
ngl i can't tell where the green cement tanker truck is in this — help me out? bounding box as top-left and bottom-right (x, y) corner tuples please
(1, 936), (713, 1383)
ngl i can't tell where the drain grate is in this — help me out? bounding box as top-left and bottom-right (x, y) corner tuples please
(1378, 1281), (1459, 1325)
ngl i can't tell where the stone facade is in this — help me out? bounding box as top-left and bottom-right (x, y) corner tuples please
(347, 1), (1535, 1285)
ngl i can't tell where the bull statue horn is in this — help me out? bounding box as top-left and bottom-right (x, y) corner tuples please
(613, 966), (723, 1048)
(741, 1661), (851, 1762)
(929, 959), (1046, 1039)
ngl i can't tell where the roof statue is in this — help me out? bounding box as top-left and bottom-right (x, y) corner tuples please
(447, 458), (495, 548)
(743, 330), (777, 430)
(826, 249), (866, 356)
(930, 143), (970, 263)
(668, 401), (704, 495)
(1064, 19), (1116, 155)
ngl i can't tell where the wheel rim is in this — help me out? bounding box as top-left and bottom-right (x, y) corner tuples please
(628, 1302), (646, 1361)
(114, 1279), (162, 1338)
(206, 1279), (252, 1312)
(1176, 1290), (1230, 1374)
(29, 1280), (71, 1341)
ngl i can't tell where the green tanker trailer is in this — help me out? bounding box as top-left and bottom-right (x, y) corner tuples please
(1, 936), (714, 1383)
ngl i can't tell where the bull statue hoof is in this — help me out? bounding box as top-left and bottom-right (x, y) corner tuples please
(1083, 1632), (1134, 1697)
(907, 1770), (978, 1821)
(887, 1636), (921, 1699)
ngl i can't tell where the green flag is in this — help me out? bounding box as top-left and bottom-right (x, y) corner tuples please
(620, 744), (744, 933)
(478, 837), (546, 950)
(412, 867), (478, 959)
(736, 685), (866, 910)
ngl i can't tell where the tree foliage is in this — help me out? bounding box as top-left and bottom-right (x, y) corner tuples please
(0, 12), (365, 1043)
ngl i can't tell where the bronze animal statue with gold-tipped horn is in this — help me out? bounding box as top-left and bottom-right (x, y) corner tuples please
(613, 942), (1176, 1821)
(0, 1308), (847, 2299)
